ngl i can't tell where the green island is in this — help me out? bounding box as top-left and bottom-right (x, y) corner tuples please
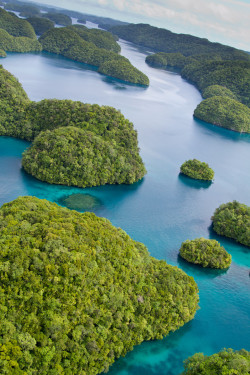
(180, 159), (214, 181)
(26, 16), (55, 36)
(4, 2), (40, 18)
(0, 65), (146, 187)
(39, 27), (149, 85)
(112, 24), (250, 132)
(194, 96), (250, 133)
(0, 7), (148, 85)
(42, 12), (72, 26)
(212, 201), (250, 247)
(0, 8), (42, 53)
(179, 238), (231, 269)
(0, 196), (199, 375)
(22, 126), (146, 187)
(181, 348), (250, 375)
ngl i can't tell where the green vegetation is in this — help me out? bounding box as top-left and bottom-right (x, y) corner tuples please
(58, 193), (102, 211)
(0, 7), (36, 38)
(146, 52), (193, 69)
(4, 2), (40, 17)
(0, 28), (42, 53)
(99, 59), (149, 85)
(26, 16), (55, 35)
(180, 159), (214, 181)
(182, 60), (250, 107)
(0, 66), (146, 187)
(42, 12), (72, 26)
(67, 25), (120, 53)
(202, 85), (237, 100)
(194, 97), (250, 133)
(22, 126), (146, 187)
(0, 196), (199, 375)
(179, 238), (231, 269)
(181, 348), (250, 375)
(0, 48), (6, 57)
(212, 201), (250, 247)
(39, 27), (149, 85)
(110, 23), (249, 60)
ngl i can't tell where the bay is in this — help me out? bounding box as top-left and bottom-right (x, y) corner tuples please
(0, 39), (249, 374)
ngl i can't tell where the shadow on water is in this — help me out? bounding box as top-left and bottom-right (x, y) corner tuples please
(178, 173), (213, 190)
(194, 118), (250, 144)
(177, 254), (229, 279)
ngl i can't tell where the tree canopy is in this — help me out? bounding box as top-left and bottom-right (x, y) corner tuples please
(26, 16), (55, 36)
(181, 348), (250, 375)
(42, 12), (72, 26)
(194, 96), (250, 133)
(180, 159), (214, 181)
(179, 238), (231, 269)
(0, 7), (36, 38)
(212, 201), (250, 247)
(0, 196), (199, 375)
(39, 27), (149, 85)
(22, 126), (146, 187)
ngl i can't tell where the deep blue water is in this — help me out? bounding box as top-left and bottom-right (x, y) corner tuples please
(0, 40), (250, 374)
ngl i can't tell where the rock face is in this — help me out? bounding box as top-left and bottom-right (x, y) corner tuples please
(0, 196), (199, 375)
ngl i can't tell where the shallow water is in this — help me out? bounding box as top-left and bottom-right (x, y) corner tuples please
(0, 39), (249, 374)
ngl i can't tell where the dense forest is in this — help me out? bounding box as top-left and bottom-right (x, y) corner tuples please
(22, 126), (146, 187)
(110, 23), (249, 60)
(42, 12), (72, 26)
(0, 196), (199, 375)
(212, 201), (250, 247)
(181, 349), (250, 374)
(26, 16), (55, 35)
(179, 238), (231, 269)
(0, 7), (147, 85)
(0, 66), (146, 187)
(118, 23), (250, 132)
(180, 159), (214, 181)
(194, 97), (250, 133)
(39, 27), (149, 85)
(0, 7), (36, 38)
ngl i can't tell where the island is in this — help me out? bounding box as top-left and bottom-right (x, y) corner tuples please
(39, 27), (149, 85)
(22, 126), (146, 187)
(0, 196), (199, 375)
(26, 16), (55, 35)
(181, 348), (250, 375)
(0, 66), (146, 187)
(194, 96), (250, 133)
(42, 12), (72, 26)
(0, 8), (42, 53)
(179, 238), (231, 269)
(212, 201), (250, 247)
(114, 23), (250, 132)
(180, 159), (214, 181)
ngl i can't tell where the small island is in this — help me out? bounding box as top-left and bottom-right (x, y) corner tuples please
(0, 196), (199, 375)
(212, 201), (250, 247)
(179, 238), (231, 269)
(180, 159), (214, 181)
(181, 348), (250, 375)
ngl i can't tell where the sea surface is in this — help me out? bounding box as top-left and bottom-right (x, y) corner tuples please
(0, 39), (250, 375)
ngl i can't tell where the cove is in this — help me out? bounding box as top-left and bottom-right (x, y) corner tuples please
(0, 39), (250, 375)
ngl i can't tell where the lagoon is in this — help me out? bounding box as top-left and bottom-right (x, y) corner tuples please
(0, 39), (250, 374)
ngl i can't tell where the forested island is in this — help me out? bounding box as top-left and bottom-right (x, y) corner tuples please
(181, 348), (250, 374)
(39, 27), (149, 85)
(0, 196), (199, 375)
(110, 24), (250, 132)
(0, 65), (146, 187)
(179, 238), (231, 269)
(180, 159), (214, 181)
(0, 8), (148, 85)
(212, 201), (250, 247)
(22, 126), (146, 187)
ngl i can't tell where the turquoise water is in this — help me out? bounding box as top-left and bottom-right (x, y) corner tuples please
(1, 40), (250, 374)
